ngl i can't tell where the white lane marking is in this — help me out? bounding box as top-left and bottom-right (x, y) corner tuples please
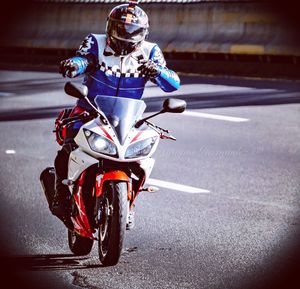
(147, 178), (210, 194)
(5, 150), (16, 154)
(183, 111), (249, 122)
(0, 92), (14, 97)
(174, 84), (280, 94)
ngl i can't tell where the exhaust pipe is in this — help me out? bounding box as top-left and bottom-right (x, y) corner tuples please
(40, 167), (56, 210)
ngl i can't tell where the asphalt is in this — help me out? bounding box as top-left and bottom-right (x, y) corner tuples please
(0, 70), (300, 289)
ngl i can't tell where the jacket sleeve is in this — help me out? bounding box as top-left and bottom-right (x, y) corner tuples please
(64, 34), (98, 77)
(149, 45), (180, 92)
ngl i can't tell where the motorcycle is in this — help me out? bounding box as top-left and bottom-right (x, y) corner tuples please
(40, 81), (186, 266)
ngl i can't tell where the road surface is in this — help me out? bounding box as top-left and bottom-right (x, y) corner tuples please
(0, 69), (299, 289)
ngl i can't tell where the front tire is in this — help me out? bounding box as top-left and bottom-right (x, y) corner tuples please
(68, 230), (94, 256)
(98, 181), (127, 266)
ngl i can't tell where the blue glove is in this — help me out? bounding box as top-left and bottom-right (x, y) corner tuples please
(59, 59), (79, 78)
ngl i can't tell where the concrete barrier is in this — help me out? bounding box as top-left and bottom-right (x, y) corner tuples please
(2, 1), (300, 56)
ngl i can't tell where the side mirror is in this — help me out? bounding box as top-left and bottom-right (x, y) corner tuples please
(64, 81), (88, 99)
(135, 98), (186, 128)
(163, 98), (187, 113)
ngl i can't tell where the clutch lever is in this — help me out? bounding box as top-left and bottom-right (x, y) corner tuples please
(160, 133), (176, 141)
(60, 111), (91, 125)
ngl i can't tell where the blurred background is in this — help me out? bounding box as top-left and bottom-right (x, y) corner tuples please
(1, 0), (300, 78)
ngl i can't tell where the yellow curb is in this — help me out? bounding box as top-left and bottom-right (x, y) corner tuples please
(230, 45), (265, 55)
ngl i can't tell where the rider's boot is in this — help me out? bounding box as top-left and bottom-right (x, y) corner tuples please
(51, 177), (69, 218)
(52, 179), (73, 230)
(51, 148), (70, 219)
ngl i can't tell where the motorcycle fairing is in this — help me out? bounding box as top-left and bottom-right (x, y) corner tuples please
(71, 171), (95, 239)
(68, 148), (98, 184)
(94, 95), (146, 145)
(74, 115), (159, 162)
(95, 170), (132, 199)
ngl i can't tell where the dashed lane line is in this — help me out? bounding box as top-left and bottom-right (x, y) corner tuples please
(147, 178), (210, 194)
(2, 150), (210, 194)
(183, 111), (250, 122)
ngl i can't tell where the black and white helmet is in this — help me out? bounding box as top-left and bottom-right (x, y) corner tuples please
(106, 4), (149, 55)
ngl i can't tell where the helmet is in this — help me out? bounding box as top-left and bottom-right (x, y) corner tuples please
(106, 4), (149, 55)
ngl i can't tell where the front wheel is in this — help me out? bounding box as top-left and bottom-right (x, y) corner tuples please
(68, 230), (94, 256)
(98, 181), (127, 266)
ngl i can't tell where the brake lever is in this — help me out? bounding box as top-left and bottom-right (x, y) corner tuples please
(144, 120), (175, 140)
(145, 120), (170, 133)
(160, 133), (176, 141)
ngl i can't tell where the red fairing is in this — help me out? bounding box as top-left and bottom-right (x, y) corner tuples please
(55, 109), (68, 145)
(70, 106), (86, 116)
(95, 171), (130, 198)
(100, 127), (113, 141)
(54, 106), (87, 145)
(130, 130), (144, 143)
(130, 175), (145, 210)
(71, 171), (95, 239)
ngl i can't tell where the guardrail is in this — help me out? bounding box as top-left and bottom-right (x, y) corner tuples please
(3, 1), (299, 55)
(1, 1), (299, 78)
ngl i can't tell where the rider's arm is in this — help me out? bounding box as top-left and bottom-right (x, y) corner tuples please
(59, 34), (98, 78)
(150, 45), (180, 92)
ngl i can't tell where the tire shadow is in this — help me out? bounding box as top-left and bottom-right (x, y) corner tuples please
(0, 253), (102, 289)
(1, 253), (102, 271)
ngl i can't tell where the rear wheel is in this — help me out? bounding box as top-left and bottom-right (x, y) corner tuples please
(68, 230), (94, 256)
(98, 181), (127, 266)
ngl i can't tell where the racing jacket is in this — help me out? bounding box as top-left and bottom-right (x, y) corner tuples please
(67, 34), (180, 109)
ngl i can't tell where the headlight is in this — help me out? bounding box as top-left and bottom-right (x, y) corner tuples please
(125, 137), (157, 159)
(84, 129), (117, 156)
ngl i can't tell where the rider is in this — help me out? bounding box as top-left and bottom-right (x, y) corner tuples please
(52, 1), (180, 228)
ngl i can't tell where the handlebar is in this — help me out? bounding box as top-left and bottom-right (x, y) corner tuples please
(54, 110), (177, 141)
(145, 120), (176, 141)
(64, 111), (101, 125)
(53, 111), (98, 133)
(60, 112), (91, 125)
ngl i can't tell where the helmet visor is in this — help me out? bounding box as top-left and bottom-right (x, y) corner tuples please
(107, 19), (147, 43)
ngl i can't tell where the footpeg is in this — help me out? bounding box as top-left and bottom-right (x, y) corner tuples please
(62, 179), (75, 186)
(142, 186), (159, 193)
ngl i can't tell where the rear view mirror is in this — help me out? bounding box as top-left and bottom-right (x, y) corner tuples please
(163, 98), (187, 113)
(64, 81), (88, 99)
(135, 98), (187, 128)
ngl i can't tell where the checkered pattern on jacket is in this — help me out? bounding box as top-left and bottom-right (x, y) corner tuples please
(98, 62), (141, 78)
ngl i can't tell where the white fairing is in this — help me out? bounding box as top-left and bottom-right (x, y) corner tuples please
(74, 119), (159, 162)
(68, 149), (98, 182)
(139, 158), (155, 182)
(69, 95), (160, 184)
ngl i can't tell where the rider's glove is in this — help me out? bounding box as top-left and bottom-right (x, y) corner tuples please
(59, 59), (79, 78)
(138, 60), (161, 79)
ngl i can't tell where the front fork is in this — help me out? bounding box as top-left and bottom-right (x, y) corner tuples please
(68, 148), (155, 237)
(94, 170), (132, 227)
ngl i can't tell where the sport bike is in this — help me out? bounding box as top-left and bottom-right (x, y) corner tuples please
(40, 82), (186, 266)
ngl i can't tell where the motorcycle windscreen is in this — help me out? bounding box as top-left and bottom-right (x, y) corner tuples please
(95, 95), (146, 145)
